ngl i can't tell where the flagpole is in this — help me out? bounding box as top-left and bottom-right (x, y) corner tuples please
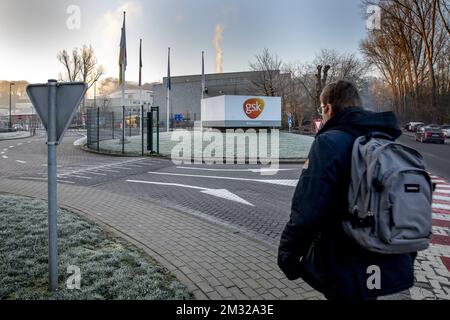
(139, 39), (143, 134)
(167, 87), (170, 132)
(167, 47), (171, 132)
(119, 11), (127, 144)
(201, 51), (205, 101)
(200, 51), (205, 132)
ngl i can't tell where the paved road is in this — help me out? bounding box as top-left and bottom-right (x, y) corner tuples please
(0, 132), (301, 245)
(398, 133), (450, 181)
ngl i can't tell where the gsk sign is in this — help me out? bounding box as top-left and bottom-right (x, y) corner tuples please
(243, 98), (265, 119)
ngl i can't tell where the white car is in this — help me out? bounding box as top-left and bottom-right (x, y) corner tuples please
(408, 122), (425, 132)
(441, 125), (450, 138)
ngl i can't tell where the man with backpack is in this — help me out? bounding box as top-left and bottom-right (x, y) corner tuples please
(278, 80), (433, 300)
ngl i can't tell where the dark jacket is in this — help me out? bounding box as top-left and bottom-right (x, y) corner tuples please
(278, 107), (417, 300)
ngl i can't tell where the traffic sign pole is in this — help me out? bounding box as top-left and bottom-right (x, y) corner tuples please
(47, 79), (58, 292)
(26, 80), (87, 293)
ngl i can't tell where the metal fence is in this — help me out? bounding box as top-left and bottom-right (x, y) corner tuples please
(86, 106), (161, 155)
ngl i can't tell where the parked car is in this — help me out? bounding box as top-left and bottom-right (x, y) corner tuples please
(406, 122), (425, 132)
(441, 125), (450, 138)
(415, 125), (445, 144)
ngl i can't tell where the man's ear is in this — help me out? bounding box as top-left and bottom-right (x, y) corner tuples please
(326, 104), (334, 117)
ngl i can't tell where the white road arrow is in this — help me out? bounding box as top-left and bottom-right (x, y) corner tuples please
(176, 166), (299, 174)
(126, 180), (254, 206)
(147, 172), (299, 187)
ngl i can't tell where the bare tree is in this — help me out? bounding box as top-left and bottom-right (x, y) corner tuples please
(57, 45), (104, 115)
(79, 45), (105, 90)
(57, 45), (104, 89)
(249, 48), (283, 96)
(361, 0), (449, 123)
(57, 49), (82, 82)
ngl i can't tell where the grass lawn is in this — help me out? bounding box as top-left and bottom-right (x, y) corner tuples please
(0, 195), (193, 300)
(94, 131), (314, 159)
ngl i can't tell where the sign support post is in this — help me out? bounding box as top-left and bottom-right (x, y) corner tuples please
(47, 79), (58, 292)
(27, 80), (87, 293)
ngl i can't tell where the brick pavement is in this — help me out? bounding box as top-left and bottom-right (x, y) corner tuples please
(0, 178), (324, 300)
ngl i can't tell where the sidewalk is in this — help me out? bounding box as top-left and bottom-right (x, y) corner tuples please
(0, 131), (33, 141)
(0, 178), (324, 300)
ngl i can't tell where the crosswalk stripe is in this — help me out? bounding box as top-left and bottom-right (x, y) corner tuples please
(433, 203), (450, 210)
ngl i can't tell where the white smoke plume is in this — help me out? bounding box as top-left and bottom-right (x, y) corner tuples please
(214, 24), (224, 73)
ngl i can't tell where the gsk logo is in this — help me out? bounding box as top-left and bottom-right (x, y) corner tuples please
(243, 98), (265, 119)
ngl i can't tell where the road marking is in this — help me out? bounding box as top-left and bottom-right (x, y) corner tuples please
(147, 172), (299, 187)
(433, 203), (450, 211)
(127, 180), (254, 206)
(83, 171), (107, 176)
(59, 174), (91, 180)
(53, 158), (146, 177)
(433, 213), (450, 221)
(431, 234), (450, 246)
(57, 180), (76, 184)
(9, 146), (14, 148)
(2, 155), (7, 159)
(16, 160), (27, 164)
(441, 257), (450, 273)
(176, 166), (299, 173)
(433, 219), (450, 228)
(0, 152), (4, 154)
(19, 177), (47, 181)
(96, 169), (120, 173)
(17, 143), (22, 146)
(434, 195), (450, 202)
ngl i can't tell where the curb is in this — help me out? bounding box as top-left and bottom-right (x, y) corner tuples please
(0, 133), (35, 141)
(80, 144), (308, 164)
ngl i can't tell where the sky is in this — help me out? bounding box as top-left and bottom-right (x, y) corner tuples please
(0, 0), (369, 84)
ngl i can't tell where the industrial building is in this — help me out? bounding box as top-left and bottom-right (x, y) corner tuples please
(150, 70), (288, 128)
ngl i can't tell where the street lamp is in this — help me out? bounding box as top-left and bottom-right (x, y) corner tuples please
(9, 82), (15, 131)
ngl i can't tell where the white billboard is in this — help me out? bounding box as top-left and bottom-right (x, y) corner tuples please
(201, 95), (281, 128)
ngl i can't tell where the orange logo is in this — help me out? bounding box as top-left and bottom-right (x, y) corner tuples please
(243, 98), (265, 119)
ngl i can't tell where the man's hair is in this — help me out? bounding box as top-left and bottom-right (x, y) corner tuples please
(320, 80), (362, 113)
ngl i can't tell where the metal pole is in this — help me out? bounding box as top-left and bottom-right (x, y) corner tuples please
(150, 110), (154, 152)
(167, 89), (170, 132)
(129, 110), (132, 137)
(147, 112), (151, 151)
(112, 112), (115, 139)
(122, 106), (125, 154)
(94, 81), (97, 108)
(156, 107), (160, 154)
(47, 79), (58, 292)
(9, 83), (14, 130)
(97, 108), (100, 152)
(141, 105), (144, 156)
